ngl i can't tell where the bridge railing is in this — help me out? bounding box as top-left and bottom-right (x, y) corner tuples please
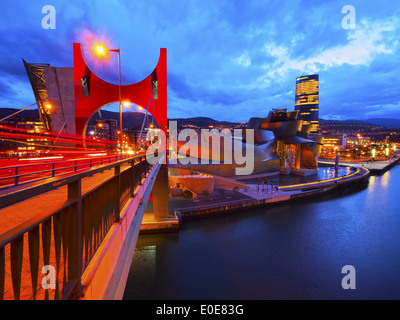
(0, 153), (146, 190)
(0, 153), (157, 300)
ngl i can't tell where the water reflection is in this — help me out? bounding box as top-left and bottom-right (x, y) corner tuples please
(124, 166), (400, 300)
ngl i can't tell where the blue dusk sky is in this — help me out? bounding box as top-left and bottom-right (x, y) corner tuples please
(0, 0), (399, 122)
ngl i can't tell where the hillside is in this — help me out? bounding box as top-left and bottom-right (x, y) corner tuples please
(0, 108), (39, 121)
(366, 118), (400, 129)
(168, 116), (239, 128)
(2, 107), (400, 130)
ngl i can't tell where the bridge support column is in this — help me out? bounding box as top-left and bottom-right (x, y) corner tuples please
(152, 166), (169, 219)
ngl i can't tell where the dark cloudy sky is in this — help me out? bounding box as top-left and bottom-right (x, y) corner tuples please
(0, 0), (399, 122)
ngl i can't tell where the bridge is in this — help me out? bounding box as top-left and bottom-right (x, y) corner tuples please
(0, 42), (171, 300)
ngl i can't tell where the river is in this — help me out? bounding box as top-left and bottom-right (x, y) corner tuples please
(123, 164), (400, 300)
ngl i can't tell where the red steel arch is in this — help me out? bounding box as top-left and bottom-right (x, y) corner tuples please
(73, 42), (167, 140)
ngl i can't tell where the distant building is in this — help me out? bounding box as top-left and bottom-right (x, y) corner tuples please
(125, 128), (148, 146)
(295, 74), (319, 133)
(0, 119), (49, 157)
(87, 119), (118, 141)
(322, 134), (347, 148)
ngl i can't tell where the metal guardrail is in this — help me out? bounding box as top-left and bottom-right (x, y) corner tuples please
(0, 153), (145, 190)
(0, 153), (158, 300)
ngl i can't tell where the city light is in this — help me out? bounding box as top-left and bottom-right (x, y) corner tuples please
(96, 45), (104, 54)
(88, 152), (108, 157)
(94, 44), (108, 59)
(19, 156), (64, 161)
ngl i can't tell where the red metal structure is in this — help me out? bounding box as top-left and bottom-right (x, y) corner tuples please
(73, 43), (167, 140)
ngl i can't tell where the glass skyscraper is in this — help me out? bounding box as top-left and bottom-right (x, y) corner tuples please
(295, 74), (319, 133)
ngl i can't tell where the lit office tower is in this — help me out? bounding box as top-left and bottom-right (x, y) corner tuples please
(295, 74), (319, 133)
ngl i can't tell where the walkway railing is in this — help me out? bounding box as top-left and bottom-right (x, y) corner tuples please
(0, 153), (145, 190)
(0, 153), (157, 300)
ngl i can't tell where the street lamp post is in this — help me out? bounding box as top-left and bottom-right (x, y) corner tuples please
(95, 45), (123, 155)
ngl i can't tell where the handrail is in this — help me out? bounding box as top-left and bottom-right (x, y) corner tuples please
(0, 154), (154, 248)
(0, 153), (149, 210)
(0, 200), (74, 249)
(0, 154), (120, 170)
(0, 153), (145, 189)
(0, 152), (163, 300)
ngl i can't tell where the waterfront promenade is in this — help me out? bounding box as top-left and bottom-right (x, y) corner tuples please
(318, 154), (400, 174)
(171, 167), (370, 222)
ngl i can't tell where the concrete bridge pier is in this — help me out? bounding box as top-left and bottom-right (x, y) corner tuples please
(140, 165), (180, 234)
(152, 166), (169, 219)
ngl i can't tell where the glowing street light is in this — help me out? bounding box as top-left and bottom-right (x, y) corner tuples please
(95, 45), (105, 56)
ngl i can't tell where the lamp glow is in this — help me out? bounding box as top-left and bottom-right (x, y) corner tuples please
(94, 44), (108, 58)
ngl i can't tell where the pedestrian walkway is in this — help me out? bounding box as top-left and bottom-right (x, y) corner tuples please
(318, 155), (399, 173)
(0, 164), (130, 236)
(0, 163), (131, 300)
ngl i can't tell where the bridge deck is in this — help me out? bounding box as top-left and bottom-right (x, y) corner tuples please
(0, 160), (138, 300)
(0, 163), (131, 236)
